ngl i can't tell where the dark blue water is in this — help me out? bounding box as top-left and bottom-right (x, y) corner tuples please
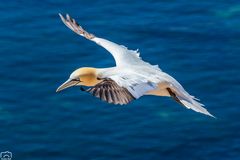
(1, 0), (240, 159)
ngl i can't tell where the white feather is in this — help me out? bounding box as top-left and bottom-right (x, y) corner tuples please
(93, 38), (161, 70)
(59, 14), (214, 117)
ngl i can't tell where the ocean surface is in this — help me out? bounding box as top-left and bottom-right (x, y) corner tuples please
(0, 0), (240, 159)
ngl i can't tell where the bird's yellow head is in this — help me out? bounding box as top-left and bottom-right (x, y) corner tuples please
(56, 67), (101, 92)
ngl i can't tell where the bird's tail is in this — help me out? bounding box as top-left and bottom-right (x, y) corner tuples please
(168, 87), (215, 118)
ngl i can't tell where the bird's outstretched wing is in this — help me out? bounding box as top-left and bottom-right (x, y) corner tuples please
(59, 13), (160, 69)
(59, 14), (95, 40)
(156, 72), (215, 118)
(86, 79), (135, 105)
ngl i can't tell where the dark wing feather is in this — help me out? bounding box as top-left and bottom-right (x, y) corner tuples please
(87, 79), (135, 105)
(59, 13), (95, 39)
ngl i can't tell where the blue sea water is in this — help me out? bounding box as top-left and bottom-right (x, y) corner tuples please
(0, 0), (240, 159)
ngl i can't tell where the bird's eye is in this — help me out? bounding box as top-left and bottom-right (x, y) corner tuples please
(71, 78), (80, 82)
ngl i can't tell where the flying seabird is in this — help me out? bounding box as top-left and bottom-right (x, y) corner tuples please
(56, 14), (214, 118)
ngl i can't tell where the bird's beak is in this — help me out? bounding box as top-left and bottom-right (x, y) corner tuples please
(56, 79), (79, 92)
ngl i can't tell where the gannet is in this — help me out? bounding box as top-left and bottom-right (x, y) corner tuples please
(56, 14), (214, 118)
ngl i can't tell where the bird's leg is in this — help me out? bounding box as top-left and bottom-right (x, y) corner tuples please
(166, 88), (183, 105)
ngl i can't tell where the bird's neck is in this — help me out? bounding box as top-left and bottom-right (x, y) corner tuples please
(96, 67), (118, 78)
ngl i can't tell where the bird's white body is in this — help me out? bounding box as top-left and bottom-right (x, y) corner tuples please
(93, 37), (213, 117)
(57, 14), (215, 118)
